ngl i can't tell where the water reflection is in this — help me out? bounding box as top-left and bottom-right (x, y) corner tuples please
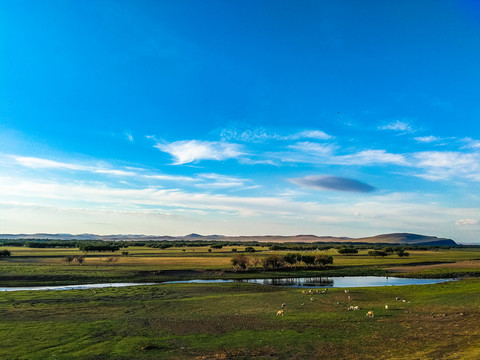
(235, 276), (452, 288)
(236, 277), (334, 287)
(0, 276), (453, 292)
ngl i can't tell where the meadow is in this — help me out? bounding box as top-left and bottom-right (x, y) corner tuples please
(1, 244), (479, 359)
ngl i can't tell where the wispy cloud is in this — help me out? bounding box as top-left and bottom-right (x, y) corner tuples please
(455, 219), (478, 225)
(195, 173), (248, 188)
(13, 156), (91, 171)
(335, 150), (408, 166)
(290, 175), (376, 193)
(288, 130), (331, 140)
(125, 132), (134, 142)
(10, 155), (197, 182)
(462, 137), (480, 149)
(155, 140), (244, 164)
(413, 151), (480, 181)
(414, 136), (442, 143)
(379, 120), (414, 132)
(220, 127), (331, 143)
(281, 145), (407, 166)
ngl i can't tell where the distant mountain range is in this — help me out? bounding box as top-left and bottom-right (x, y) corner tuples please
(0, 232), (458, 246)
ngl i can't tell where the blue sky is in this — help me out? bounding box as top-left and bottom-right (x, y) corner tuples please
(1, 0), (479, 243)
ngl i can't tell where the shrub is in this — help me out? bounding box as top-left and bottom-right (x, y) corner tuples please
(231, 254), (250, 270)
(315, 254), (334, 267)
(0, 249), (11, 259)
(396, 249), (410, 257)
(262, 254), (285, 270)
(283, 253), (300, 266)
(245, 246), (256, 253)
(368, 250), (388, 258)
(337, 246), (358, 255)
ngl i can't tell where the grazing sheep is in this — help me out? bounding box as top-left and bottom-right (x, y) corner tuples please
(308, 289), (313, 294)
(348, 295), (352, 300)
(385, 305), (389, 310)
(281, 303), (287, 309)
(348, 306), (354, 311)
(344, 289), (350, 294)
(276, 310), (284, 316)
(366, 311), (374, 318)
(310, 297), (314, 301)
(353, 306), (360, 311)
(402, 299), (406, 303)
(395, 297), (401, 301)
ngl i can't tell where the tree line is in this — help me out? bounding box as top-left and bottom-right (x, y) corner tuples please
(231, 253), (334, 271)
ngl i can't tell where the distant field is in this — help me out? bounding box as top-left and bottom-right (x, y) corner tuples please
(1, 246), (480, 286)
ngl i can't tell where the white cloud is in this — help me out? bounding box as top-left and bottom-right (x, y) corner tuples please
(379, 120), (413, 132)
(12, 156), (91, 171)
(195, 173), (248, 188)
(288, 130), (331, 140)
(455, 219), (479, 225)
(336, 150), (408, 166)
(412, 151), (480, 181)
(282, 145), (407, 166)
(414, 136), (442, 143)
(288, 142), (336, 155)
(125, 132), (134, 142)
(462, 137), (480, 149)
(220, 127), (331, 142)
(155, 140), (244, 164)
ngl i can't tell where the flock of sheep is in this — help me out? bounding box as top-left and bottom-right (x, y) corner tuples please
(276, 288), (410, 319)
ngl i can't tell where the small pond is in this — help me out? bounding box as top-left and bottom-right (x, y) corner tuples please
(0, 277), (453, 292)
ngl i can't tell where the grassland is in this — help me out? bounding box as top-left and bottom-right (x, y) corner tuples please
(1, 245), (479, 359)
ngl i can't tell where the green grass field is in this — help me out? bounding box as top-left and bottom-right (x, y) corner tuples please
(1, 246), (479, 359)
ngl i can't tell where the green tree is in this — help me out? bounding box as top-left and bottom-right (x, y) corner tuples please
(301, 254), (316, 266)
(245, 246), (256, 253)
(262, 255), (285, 270)
(337, 246), (358, 255)
(396, 249), (410, 257)
(0, 249), (11, 259)
(315, 254), (334, 267)
(368, 250), (388, 258)
(283, 253), (299, 266)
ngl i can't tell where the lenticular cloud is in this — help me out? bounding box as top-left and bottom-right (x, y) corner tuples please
(290, 175), (376, 193)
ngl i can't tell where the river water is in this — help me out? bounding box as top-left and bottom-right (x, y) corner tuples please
(0, 276), (453, 292)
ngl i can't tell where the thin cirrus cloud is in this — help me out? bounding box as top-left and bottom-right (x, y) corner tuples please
(455, 219), (479, 225)
(414, 136), (442, 143)
(155, 140), (244, 164)
(378, 120), (414, 132)
(290, 175), (376, 193)
(220, 127), (331, 142)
